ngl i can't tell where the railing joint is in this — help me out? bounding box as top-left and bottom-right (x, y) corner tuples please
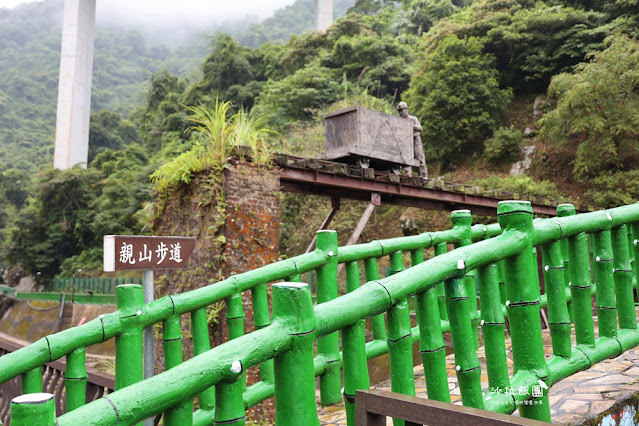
(420, 346), (445, 354)
(103, 396), (122, 422)
(167, 294), (176, 315)
(45, 336), (53, 362)
(508, 300), (540, 307)
(387, 333), (412, 343)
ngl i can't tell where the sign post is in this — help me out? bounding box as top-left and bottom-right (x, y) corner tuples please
(104, 235), (196, 425)
(142, 269), (153, 389)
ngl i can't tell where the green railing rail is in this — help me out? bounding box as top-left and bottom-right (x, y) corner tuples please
(3, 201), (639, 426)
(15, 291), (116, 305)
(45, 277), (142, 294)
(0, 284), (15, 296)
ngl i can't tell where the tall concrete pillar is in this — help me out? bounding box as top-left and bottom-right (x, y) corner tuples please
(53, 0), (96, 170)
(315, 0), (333, 32)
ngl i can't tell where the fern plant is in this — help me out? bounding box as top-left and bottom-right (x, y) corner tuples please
(150, 99), (274, 197)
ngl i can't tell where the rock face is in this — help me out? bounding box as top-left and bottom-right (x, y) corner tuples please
(510, 145), (536, 176)
(533, 95), (551, 120)
(151, 162), (281, 421)
(14, 277), (36, 293)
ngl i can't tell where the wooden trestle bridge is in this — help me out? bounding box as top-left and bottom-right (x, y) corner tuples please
(274, 153), (594, 217)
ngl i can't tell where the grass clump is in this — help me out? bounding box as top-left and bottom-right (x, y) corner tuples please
(151, 99), (274, 196)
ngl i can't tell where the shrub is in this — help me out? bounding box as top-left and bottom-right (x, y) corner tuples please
(585, 170), (639, 208)
(469, 175), (565, 200)
(484, 125), (524, 165)
(538, 35), (639, 180)
(406, 35), (512, 169)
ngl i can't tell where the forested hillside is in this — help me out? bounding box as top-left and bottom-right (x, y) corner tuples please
(237, 0), (356, 47)
(0, 0), (210, 174)
(1, 0), (638, 285)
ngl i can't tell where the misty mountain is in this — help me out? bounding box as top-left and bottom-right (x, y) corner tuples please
(237, 0), (356, 48)
(0, 0), (206, 172)
(0, 0), (345, 172)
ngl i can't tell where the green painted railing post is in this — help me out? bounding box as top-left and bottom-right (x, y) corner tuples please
(497, 260), (508, 304)
(498, 201), (550, 422)
(434, 243), (449, 321)
(451, 210), (479, 349)
(272, 283), (319, 426)
(65, 348), (87, 412)
(288, 273), (301, 282)
(214, 368), (245, 426)
(192, 307), (215, 411)
(445, 275), (483, 409)
(226, 293), (246, 391)
(163, 315), (193, 425)
(213, 293), (247, 426)
(364, 257), (387, 340)
(632, 222), (639, 296)
(227, 293), (245, 340)
(592, 229), (617, 338)
(252, 283), (275, 384)
(612, 225), (637, 332)
(389, 251), (404, 276)
(21, 366), (42, 394)
(477, 263), (510, 393)
(414, 248), (450, 403)
(387, 297), (416, 426)
(541, 242), (572, 358)
(559, 231), (575, 323)
(11, 393), (56, 426)
(558, 204), (596, 347)
(315, 230), (341, 405)
(627, 226), (637, 294)
(342, 261), (370, 426)
(115, 284), (144, 391)
(387, 249), (415, 426)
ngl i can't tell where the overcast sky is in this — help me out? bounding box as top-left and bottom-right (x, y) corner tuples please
(0, 0), (298, 26)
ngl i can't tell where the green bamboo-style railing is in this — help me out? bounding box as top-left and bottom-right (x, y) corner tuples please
(4, 200), (639, 426)
(46, 277), (142, 294)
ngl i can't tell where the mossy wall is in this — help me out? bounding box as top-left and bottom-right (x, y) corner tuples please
(152, 162), (280, 421)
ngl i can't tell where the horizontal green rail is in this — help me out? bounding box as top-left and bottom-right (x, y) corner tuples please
(15, 292), (116, 305)
(0, 219), (492, 386)
(5, 201), (639, 426)
(0, 284), (15, 295)
(46, 277), (142, 294)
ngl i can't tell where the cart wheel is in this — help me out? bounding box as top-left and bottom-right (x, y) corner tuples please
(357, 157), (371, 169)
(391, 164), (403, 175)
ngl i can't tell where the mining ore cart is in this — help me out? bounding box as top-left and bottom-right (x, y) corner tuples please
(322, 106), (419, 174)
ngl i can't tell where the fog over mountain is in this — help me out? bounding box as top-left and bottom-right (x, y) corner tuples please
(1, 0), (298, 46)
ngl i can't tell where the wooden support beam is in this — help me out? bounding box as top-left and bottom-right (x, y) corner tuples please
(337, 194), (380, 274)
(306, 197), (340, 253)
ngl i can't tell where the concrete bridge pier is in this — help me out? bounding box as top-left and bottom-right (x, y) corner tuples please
(53, 0), (96, 170)
(315, 0), (333, 32)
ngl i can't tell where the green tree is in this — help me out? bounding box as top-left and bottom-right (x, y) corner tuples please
(426, 0), (609, 93)
(484, 125), (524, 165)
(321, 33), (413, 97)
(88, 110), (139, 163)
(585, 170), (639, 208)
(4, 167), (101, 278)
(539, 35), (639, 180)
(236, 0), (357, 47)
(253, 64), (341, 128)
(406, 35), (512, 168)
(391, 0), (456, 36)
(139, 70), (187, 150)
